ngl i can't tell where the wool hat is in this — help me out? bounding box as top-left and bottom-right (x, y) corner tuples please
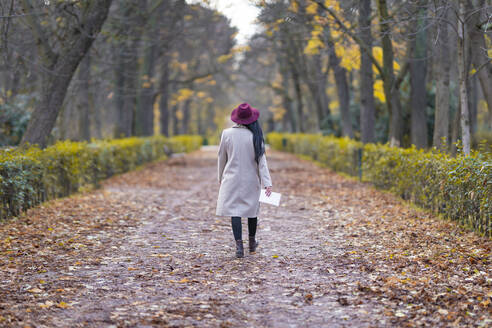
(230, 103), (260, 125)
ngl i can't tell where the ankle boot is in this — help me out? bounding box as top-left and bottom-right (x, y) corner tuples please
(249, 236), (258, 253)
(235, 240), (244, 258)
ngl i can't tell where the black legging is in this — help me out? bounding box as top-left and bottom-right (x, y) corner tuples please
(231, 217), (257, 241)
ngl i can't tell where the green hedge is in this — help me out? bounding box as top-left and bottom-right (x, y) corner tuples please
(0, 135), (202, 221)
(267, 133), (492, 237)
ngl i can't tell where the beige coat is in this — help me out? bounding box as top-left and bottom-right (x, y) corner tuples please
(216, 124), (273, 217)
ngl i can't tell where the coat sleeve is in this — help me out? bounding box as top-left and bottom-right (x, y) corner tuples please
(217, 131), (228, 183)
(258, 152), (273, 188)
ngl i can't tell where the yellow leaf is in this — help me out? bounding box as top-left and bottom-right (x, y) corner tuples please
(304, 38), (324, 55)
(178, 278), (190, 283)
(57, 301), (70, 309)
(128, 267), (138, 271)
(480, 298), (490, 307)
(329, 100), (339, 110)
(39, 280), (46, 284)
(289, 1), (299, 13)
(272, 255), (278, 258)
(374, 79), (386, 103)
(306, 3), (318, 15)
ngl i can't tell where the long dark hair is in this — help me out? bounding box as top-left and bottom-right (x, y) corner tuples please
(245, 120), (265, 164)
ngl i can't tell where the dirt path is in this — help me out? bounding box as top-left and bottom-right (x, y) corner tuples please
(1, 148), (490, 327)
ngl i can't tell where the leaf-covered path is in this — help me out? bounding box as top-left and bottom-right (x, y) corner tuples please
(1, 147), (491, 327)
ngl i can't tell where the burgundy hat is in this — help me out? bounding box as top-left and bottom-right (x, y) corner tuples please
(231, 103), (260, 125)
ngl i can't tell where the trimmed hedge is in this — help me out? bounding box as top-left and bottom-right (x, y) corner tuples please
(0, 135), (202, 220)
(267, 133), (492, 237)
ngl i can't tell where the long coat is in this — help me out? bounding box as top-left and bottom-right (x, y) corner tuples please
(216, 124), (273, 217)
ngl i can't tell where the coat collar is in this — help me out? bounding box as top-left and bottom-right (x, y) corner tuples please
(232, 123), (247, 129)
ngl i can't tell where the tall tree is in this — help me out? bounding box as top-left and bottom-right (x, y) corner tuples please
(466, 0), (492, 131)
(410, 1), (428, 148)
(457, 0), (471, 155)
(432, 1), (452, 150)
(377, 0), (404, 146)
(358, 0), (376, 143)
(20, 0), (113, 147)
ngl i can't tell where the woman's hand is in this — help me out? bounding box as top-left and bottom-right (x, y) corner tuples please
(265, 186), (272, 197)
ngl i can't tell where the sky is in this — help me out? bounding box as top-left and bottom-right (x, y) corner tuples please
(190, 0), (261, 45)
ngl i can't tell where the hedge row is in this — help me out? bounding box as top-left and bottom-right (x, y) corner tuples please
(267, 133), (492, 237)
(0, 135), (203, 221)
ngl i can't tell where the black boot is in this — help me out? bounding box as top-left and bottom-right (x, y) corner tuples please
(249, 236), (258, 253)
(235, 240), (244, 258)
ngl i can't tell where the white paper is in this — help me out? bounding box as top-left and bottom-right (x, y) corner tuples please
(259, 190), (281, 206)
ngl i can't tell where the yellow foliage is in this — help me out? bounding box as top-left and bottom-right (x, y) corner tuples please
(329, 100), (339, 111)
(289, 0), (299, 13)
(372, 46), (400, 73)
(269, 106), (286, 121)
(374, 79), (386, 103)
(154, 95), (160, 136)
(324, 0), (340, 10)
(194, 75), (212, 84)
(306, 3), (318, 15)
(217, 54), (233, 64)
(304, 38), (324, 55)
(176, 88), (194, 102)
(197, 91), (207, 98)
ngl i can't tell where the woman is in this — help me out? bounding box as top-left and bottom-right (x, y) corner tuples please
(216, 103), (273, 258)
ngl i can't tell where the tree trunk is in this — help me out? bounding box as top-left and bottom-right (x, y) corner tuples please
(277, 46), (297, 132)
(308, 53), (332, 131)
(410, 3), (428, 149)
(114, 42), (129, 137)
(159, 55), (170, 137)
(377, 0), (403, 146)
(457, 0), (471, 155)
(113, 0), (145, 138)
(327, 39), (353, 138)
(137, 47), (157, 136)
(433, 1), (451, 150)
(172, 102), (179, 136)
(78, 54), (91, 141)
(466, 0), (492, 130)
(137, 2), (158, 136)
(290, 65), (304, 133)
(182, 97), (192, 134)
(20, 0), (113, 147)
(359, 0), (375, 143)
